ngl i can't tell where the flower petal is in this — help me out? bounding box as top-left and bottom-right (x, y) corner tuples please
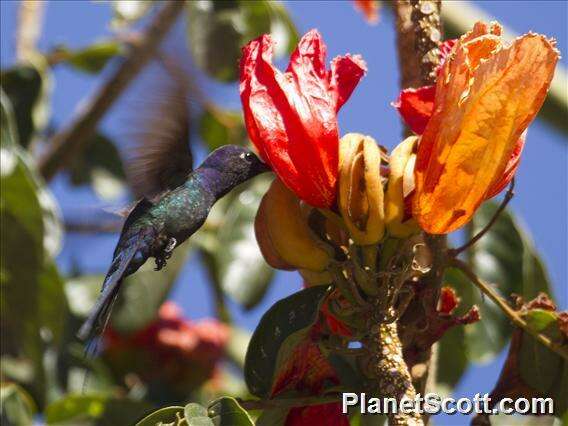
(330, 54), (367, 111)
(413, 30), (558, 234)
(393, 85), (436, 135)
(485, 133), (526, 199)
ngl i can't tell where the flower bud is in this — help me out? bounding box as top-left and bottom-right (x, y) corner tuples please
(255, 178), (332, 272)
(384, 136), (421, 238)
(338, 133), (385, 245)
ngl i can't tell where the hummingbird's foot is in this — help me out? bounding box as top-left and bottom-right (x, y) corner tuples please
(165, 237), (177, 254)
(154, 238), (177, 271)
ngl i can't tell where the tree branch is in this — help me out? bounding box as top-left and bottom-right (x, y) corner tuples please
(448, 178), (515, 257)
(37, 0), (185, 181)
(451, 257), (568, 361)
(364, 322), (424, 425)
(393, 0), (445, 400)
(16, 0), (45, 62)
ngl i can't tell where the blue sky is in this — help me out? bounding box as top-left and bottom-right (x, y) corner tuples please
(1, 1), (566, 424)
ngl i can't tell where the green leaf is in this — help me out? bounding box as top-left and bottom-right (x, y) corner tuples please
(518, 310), (568, 416)
(451, 202), (554, 363)
(207, 397), (253, 426)
(435, 323), (468, 390)
(136, 406), (184, 426)
(245, 285), (331, 397)
(1, 92), (66, 407)
(186, 0), (298, 82)
(201, 175), (274, 310)
(199, 106), (247, 151)
(0, 383), (36, 426)
(1, 61), (50, 148)
(487, 298), (568, 421)
(56, 41), (122, 74)
(46, 394), (153, 425)
(255, 407), (289, 426)
(182, 402), (213, 426)
(68, 132), (127, 200)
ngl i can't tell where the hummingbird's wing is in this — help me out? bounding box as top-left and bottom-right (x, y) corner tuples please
(122, 52), (195, 199)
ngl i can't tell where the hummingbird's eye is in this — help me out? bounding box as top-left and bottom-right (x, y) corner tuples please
(244, 152), (254, 162)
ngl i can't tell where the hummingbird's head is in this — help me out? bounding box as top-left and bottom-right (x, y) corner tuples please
(201, 145), (271, 194)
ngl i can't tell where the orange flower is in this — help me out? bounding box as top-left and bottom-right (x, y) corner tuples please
(411, 22), (558, 233)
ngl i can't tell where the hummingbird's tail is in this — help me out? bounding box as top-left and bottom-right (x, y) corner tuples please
(77, 243), (140, 346)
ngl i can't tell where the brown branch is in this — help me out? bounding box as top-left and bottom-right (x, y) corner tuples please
(393, 0), (445, 402)
(451, 257), (568, 361)
(410, 0), (442, 85)
(37, 0), (185, 181)
(364, 323), (424, 425)
(449, 178), (515, 257)
(16, 0), (45, 62)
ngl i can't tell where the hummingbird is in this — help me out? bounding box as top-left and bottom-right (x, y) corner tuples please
(77, 145), (269, 343)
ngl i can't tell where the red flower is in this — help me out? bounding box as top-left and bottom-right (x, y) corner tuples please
(240, 30), (367, 208)
(104, 302), (229, 393)
(352, 0), (379, 24)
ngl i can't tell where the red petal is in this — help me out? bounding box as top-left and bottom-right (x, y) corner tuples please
(330, 54), (367, 111)
(240, 31), (365, 208)
(239, 34), (303, 197)
(393, 85), (436, 135)
(485, 133), (526, 199)
(439, 39), (457, 67)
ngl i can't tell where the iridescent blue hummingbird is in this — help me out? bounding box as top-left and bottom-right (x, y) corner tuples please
(78, 145), (269, 343)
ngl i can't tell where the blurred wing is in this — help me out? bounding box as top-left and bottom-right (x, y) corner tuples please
(123, 52), (194, 198)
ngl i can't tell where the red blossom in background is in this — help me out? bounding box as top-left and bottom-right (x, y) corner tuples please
(104, 302), (229, 393)
(239, 30), (367, 208)
(352, 0), (379, 24)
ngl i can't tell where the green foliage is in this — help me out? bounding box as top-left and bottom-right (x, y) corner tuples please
(45, 394), (153, 425)
(199, 106), (248, 151)
(68, 132), (127, 200)
(137, 399), (253, 426)
(200, 175), (274, 310)
(186, 0), (299, 82)
(55, 41), (122, 74)
(136, 406), (185, 426)
(518, 309), (568, 416)
(441, 202), (554, 389)
(1, 92), (66, 407)
(1, 61), (50, 148)
(208, 397), (254, 426)
(244, 285), (330, 397)
(0, 383), (36, 426)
